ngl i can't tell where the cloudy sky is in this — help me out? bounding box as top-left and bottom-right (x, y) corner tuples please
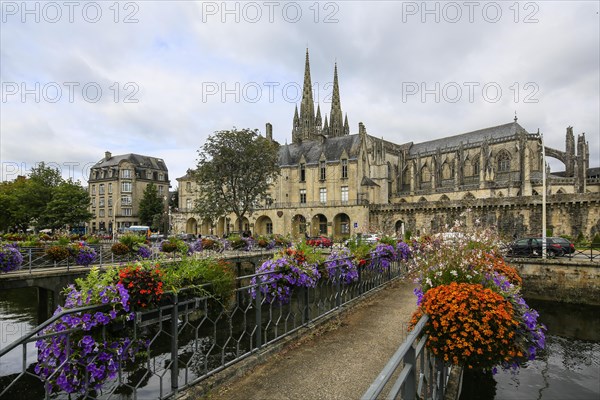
(1, 0), (598, 186)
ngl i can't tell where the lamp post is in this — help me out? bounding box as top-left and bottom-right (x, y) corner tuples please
(541, 134), (547, 259)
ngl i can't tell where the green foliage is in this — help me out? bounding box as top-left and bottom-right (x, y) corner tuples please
(294, 241), (325, 265)
(592, 234), (600, 249)
(0, 163), (92, 231)
(161, 237), (187, 253)
(43, 180), (93, 229)
(56, 235), (71, 246)
(111, 243), (130, 256)
(194, 128), (280, 231)
(160, 258), (235, 305)
(346, 238), (374, 261)
(379, 236), (396, 246)
(119, 233), (146, 251)
(45, 245), (70, 261)
(138, 183), (164, 230)
(228, 234), (244, 249)
(86, 236), (100, 245)
(404, 230), (412, 242)
(73, 267), (119, 302)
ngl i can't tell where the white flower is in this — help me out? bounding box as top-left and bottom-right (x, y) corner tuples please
(450, 270), (458, 277)
(426, 278), (432, 286)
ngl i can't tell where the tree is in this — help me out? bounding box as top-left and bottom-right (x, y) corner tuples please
(195, 128), (280, 232)
(44, 180), (94, 229)
(138, 183), (164, 230)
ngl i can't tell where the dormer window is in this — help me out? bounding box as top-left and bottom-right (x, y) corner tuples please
(320, 161), (326, 181)
(300, 163), (306, 182)
(341, 159), (348, 179)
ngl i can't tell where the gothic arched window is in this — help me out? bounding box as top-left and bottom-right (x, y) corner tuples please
(497, 151), (511, 172)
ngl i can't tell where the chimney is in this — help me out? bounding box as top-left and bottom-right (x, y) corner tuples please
(105, 151), (112, 160)
(359, 122), (366, 136)
(266, 123), (273, 141)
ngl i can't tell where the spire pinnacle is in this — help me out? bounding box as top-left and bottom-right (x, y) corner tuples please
(329, 62), (343, 137)
(299, 49), (316, 140)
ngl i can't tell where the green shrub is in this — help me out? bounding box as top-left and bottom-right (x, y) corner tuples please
(404, 230), (412, 242)
(111, 242), (130, 256)
(228, 235), (245, 249)
(592, 234), (600, 249)
(380, 236), (396, 246)
(119, 233), (146, 250)
(45, 245), (70, 261)
(161, 258), (235, 306)
(56, 236), (70, 246)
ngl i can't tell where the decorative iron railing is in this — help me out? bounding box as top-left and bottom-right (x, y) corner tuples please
(0, 256), (408, 399)
(361, 315), (451, 400)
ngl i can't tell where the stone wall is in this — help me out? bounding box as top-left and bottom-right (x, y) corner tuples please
(370, 193), (600, 239)
(512, 259), (600, 306)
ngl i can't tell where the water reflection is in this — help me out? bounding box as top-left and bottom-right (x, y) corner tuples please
(0, 288), (39, 376)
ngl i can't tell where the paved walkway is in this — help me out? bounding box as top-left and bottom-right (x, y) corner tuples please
(191, 279), (418, 400)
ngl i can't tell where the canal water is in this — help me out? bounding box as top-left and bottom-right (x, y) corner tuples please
(1, 287), (599, 399)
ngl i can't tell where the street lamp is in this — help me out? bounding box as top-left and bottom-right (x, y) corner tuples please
(541, 133), (547, 259)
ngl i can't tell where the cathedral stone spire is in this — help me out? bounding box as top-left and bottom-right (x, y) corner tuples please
(299, 48), (316, 140)
(329, 63), (344, 137)
(343, 113), (349, 135)
(323, 115), (329, 136)
(315, 104), (322, 134)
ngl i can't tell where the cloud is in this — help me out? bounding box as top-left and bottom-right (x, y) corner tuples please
(1, 0), (598, 183)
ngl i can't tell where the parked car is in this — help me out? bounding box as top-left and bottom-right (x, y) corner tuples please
(507, 237), (574, 257)
(149, 233), (165, 242)
(307, 236), (333, 248)
(175, 233), (196, 242)
(344, 234), (380, 246)
(546, 237), (575, 255)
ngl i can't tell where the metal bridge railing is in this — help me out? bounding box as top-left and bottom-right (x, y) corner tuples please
(0, 255), (408, 399)
(361, 315), (451, 400)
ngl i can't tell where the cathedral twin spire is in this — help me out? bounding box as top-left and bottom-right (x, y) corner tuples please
(292, 49), (349, 143)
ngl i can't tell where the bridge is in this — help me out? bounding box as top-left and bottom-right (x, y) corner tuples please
(1, 256), (597, 399)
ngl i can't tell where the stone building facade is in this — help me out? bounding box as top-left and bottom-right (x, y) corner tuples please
(173, 51), (599, 240)
(88, 152), (169, 233)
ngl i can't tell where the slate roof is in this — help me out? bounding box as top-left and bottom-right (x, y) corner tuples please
(408, 122), (530, 156)
(92, 153), (168, 171)
(279, 135), (361, 166)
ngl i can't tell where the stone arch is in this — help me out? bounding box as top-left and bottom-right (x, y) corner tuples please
(556, 187), (566, 194)
(463, 192), (476, 200)
(216, 216), (228, 237)
(186, 218), (198, 235)
(311, 214), (328, 236)
(255, 215), (273, 236)
(418, 196), (427, 202)
(333, 213), (351, 239)
(200, 218), (212, 235)
(439, 194), (450, 201)
(420, 164), (431, 182)
(395, 220), (405, 237)
(234, 216), (250, 233)
(441, 161), (452, 180)
(497, 149), (511, 172)
(292, 214), (307, 238)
